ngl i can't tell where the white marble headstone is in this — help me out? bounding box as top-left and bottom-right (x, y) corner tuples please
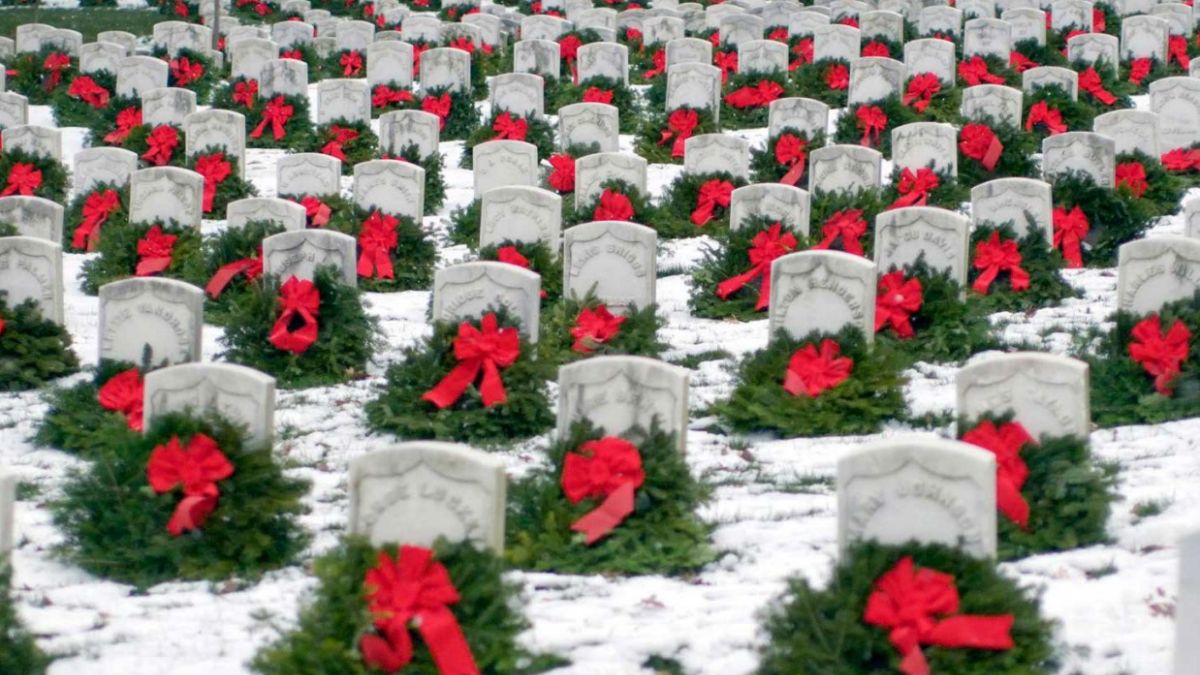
(557, 356), (690, 453)
(98, 277), (204, 367)
(143, 363), (276, 448)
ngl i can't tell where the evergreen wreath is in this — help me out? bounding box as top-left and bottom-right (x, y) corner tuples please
(633, 106), (720, 165)
(506, 420), (714, 576)
(320, 48), (368, 81)
(831, 96), (920, 158)
(810, 188), (887, 258)
(231, 0), (279, 21)
(903, 74), (963, 125)
(369, 81), (416, 117)
(713, 326), (910, 437)
(307, 120), (379, 174)
(1114, 149), (1187, 222)
(641, 69), (668, 110)
(880, 165), (970, 211)
(958, 413), (1115, 561)
(250, 536), (565, 674)
(967, 221), (1077, 314)
(957, 53), (1018, 87)
(0, 297), (79, 391)
(650, 171), (748, 239)
(86, 96), (143, 150)
(62, 182), (130, 254)
(1011, 38), (1067, 70)
(35, 360), (143, 458)
(324, 204), (436, 292)
(364, 309), (555, 445)
(187, 146), (259, 217)
(860, 36), (905, 61)
(154, 0), (200, 19)
(460, 112), (556, 169)
(278, 192), (355, 229)
(211, 83), (316, 151)
(203, 219), (287, 325)
(404, 87), (478, 141)
(719, 72), (793, 130)
(562, 179), (655, 227)
(446, 198), (482, 248)
(151, 48), (219, 104)
(549, 76), (641, 133)
(749, 130), (826, 188)
(688, 215), (812, 321)
(1022, 85), (1096, 140)
(790, 59), (850, 108)
(0, 567), (50, 675)
(50, 69), (116, 128)
(754, 540), (1059, 674)
(51, 412), (309, 589)
(956, 116), (1039, 188)
(536, 294), (666, 365)
(5, 46), (74, 104)
(1051, 170), (1150, 267)
(79, 220), (207, 296)
(477, 239), (561, 302)
(1069, 59), (1136, 110)
(121, 124), (188, 169)
(380, 143), (447, 215)
(0, 148), (69, 204)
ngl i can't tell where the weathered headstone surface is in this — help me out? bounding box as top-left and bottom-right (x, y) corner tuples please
(1066, 32), (1120, 72)
(1121, 14), (1170, 61)
(73, 147), (138, 197)
(874, 206), (972, 285)
(562, 221), (656, 313)
(141, 87), (197, 128)
(379, 110), (440, 158)
(738, 39), (788, 74)
(0, 197), (63, 245)
(666, 36), (714, 66)
(848, 56), (906, 106)
(489, 72), (544, 118)
(1186, 198), (1200, 240)
(276, 153), (342, 197)
(226, 197), (307, 232)
(431, 262), (542, 342)
(419, 47), (472, 93)
(98, 277), (204, 367)
(260, 58), (309, 98)
(1022, 65), (1078, 100)
(962, 17), (1011, 59)
(558, 103), (620, 153)
(129, 167), (204, 228)
(116, 56), (169, 98)
(682, 134), (749, 179)
(262, 229), (358, 286)
(969, 177), (1053, 239)
(809, 144), (883, 194)
(891, 122), (958, 176)
(959, 84), (1023, 126)
(317, 79), (371, 125)
(230, 37), (278, 82)
(769, 250), (876, 341)
(1, 125), (60, 161)
(768, 97), (830, 138)
(0, 236), (63, 324)
(185, 110), (247, 178)
(666, 62), (722, 119)
(919, 5), (964, 37)
(80, 41), (127, 76)
(729, 183), (811, 235)
(0, 93), (28, 130)
(813, 24), (861, 63)
(1176, 530), (1200, 675)
(1093, 109), (1160, 157)
(1150, 77), (1200, 152)
(1117, 236), (1200, 315)
(557, 355), (690, 452)
(144, 363), (276, 448)
(352, 160), (425, 222)
(480, 186), (562, 252)
(957, 352), (1090, 439)
(367, 41), (414, 88)
(1041, 131), (1116, 188)
(513, 39), (561, 80)
(473, 140), (539, 198)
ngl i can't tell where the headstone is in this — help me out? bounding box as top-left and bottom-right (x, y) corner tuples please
(317, 79), (371, 125)
(419, 47), (472, 93)
(431, 262), (542, 341)
(129, 167), (204, 228)
(666, 62), (722, 119)
(768, 97), (830, 138)
(729, 183), (810, 235)
(0, 93), (28, 130)
(0, 197), (63, 245)
(378, 109), (440, 157)
(185, 110), (247, 178)
(956, 352), (1090, 439)
(402, 13), (444, 43)
(874, 206), (972, 285)
(98, 277), (204, 367)
(1050, 0), (1093, 30)
(520, 14), (571, 41)
(277, 153), (342, 197)
(682, 134), (750, 179)
(1176, 530), (1200, 675)
(141, 87), (197, 128)
(260, 58), (310, 98)
(98, 30), (137, 54)
(558, 103), (620, 153)
(577, 42), (630, 85)
(557, 356), (690, 452)
(666, 36), (714, 66)
(1066, 33), (1120, 73)
(769, 250), (876, 340)
(861, 10), (905, 43)
(153, 21), (212, 57)
(472, 140), (539, 198)
(226, 197), (307, 232)
(489, 73), (544, 119)
(1, 125), (60, 161)
(1191, 56), (1200, 78)
(1002, 7), (1046, 46)
(562, 220), (656, 314)
(230, 37), (278, 81)
(336, 19), (375, 52)
(352, 160), (425, 222)
(1093, 109), (1160, 158)
(463, 14), (504, 47)
(73, 147), (138, 197)
(262, 229), (357, 286)
(919, 5), (963, 37)
(480, 186), (562, 252)
(513, 39), (561, 80)
(644, 15), (686, 44)
(808, 144), (883, 194)
(80, 41), (127, 76)
(969, 177), (1053, 238)
(904, 37), (957, 85)
(1121, 15), (1170, 61)
(273, 21), (315, 48)
(1117, 236), (1200, 314)
(1150, 77), (1200, 153)
(1022, 65), (1078, 101)
(1041, 131), (1116, 188)
(847, 56), (906, 105)
(791, 9), (831, 37)
(573, 152), (648, 210)
(812, 24), (861, 63)
(720, 13), (765, 47)
(0, 236), (63, 324)
(14, 24), (53, 54)
(959, 84), (1023, 126)
(891, 122), (957, 176)
(962, 17), (1011, 59)
(1150, 2), (1192, 35)
(143, 363), (276, 448)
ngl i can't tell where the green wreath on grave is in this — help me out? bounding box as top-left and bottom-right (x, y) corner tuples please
(507, 420), (714, 576)
(713, 326), (910, 437)
(369, 81), (416, 117)
(1093, 3), (1124, 42)
(250, 537), (567, 675)
(0, 148), (68, 204)
(0, 567), (50, 675)
(650, 171), (749, 239)
(324, 204), (437, 292)
(86, 96), (141, 149)
(720, 72), (794, 130)
(320, 48), (367, 80)
(831, 96), (921, 158)
(1022, 84), (1098, 141)
(447, 198), (483, 248)
(220, 267), (381, 389)
(62, 183), (130, 254)
(79, 220), (207, 296)
(537, 294), (666, 365)
(956, 53), (1018, 88)
(52, 411), (309, 589)
(4, 46), (74, 104)
(402, 87), (478, 141)
(1068, 59), (1136, 111)
(365, 309), (555, 445)
(790, 59), (851, 108)
(1051, 170), (1151, 267)
(633, 106), (720, 165)
(880, 166), (970, 211)
(306, 120), (379, 175)
(379, 143), (447, 215)
(958, 413), (1115, 561)
(689, 214), (813, 321)
(203, 219), (287, 326)
(150, 48), (219, 104)
(211, 82), (317, 151)
(187, 146), (259, 218)
(460, 112), (556, 169)
(466, 44), (509, 96)
(755, 541), (1059, 674)
(230, 0), (279, 22)
(549, 76), (641, 132)
(749, 130), (826, 188)
(1011, 38), (1067, 70)
(476, 239), (561, 302)
(956, 116), (1039, 188)
(154, 0), (200, 20)
(120, 124), (188, 170)
(1114, 149), (1188, 222)
(627, 37), (660, 86)
(861, 36), (905, 61)
(562, 179), (655, 227)
(966, 221), (1077, 314)
(0, 297), (79, 392)
(1082, 291), (1200, 427)
(640, 66), (668, 109)
(50, 69), (116, 128)
(36, 361), (145, 458)
(809, 188), (888, 258)
(901, 74), (963, 125)
(278, 192), (356, 229)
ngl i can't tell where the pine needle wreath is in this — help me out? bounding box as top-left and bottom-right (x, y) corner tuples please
(688, 215), (812, 321)
(51, 412), (309, 589)
(957, 53), (1019, 87)
(86, 95), (142, 150)
(204, 219), (287, 325)
(0, 297), (79, 391)
(720, 72), (793, 130)
(219, 267), (381, 389)
(906, 76), (963, 125)
(1069, 59), (1136, 110)
(278, 192), (355, 229)
(62, 182), (130, 254)
(1022, 85), (1097, 139)
(749, 130), (826, 188)
(121, 124), (187, 169)
(477, 239), (561, 301)
(1012, 38), (1067, 69)
(562, 179), (655, 227)
(1115, 149), (1187, 222)
(364, 308), (555, 445)
(50, 69), (116, 128)
(460, 112), (556, 169)
(810, 188), (887, 258)
(956, 116), (1039, 188)
(211, 84), (316, 151)
(404, 87), (478, 141)
(536, 294), (666, 365)
(641, 72), (667, 110)
(320, 49), (368, 81)
(1051, 170), (1149, 267)
(967, 221), (1078, 313)
(549, 76), (641, 133)
(34, 360), (142, 457)
(380, 143), (446, 214)
(151, 47), (219, 104)
(231, 0), (279, 21)
(633, 106), (720, 165)
(958, 413), (1115, 561)
(0, 567), (50, 675)
(880, 166), (970, 210)
(79, 220), (207, 296)
(324, 204), (436, 292)
(713, 326), (910, 437)
(754, 540), (1059, 674)
(831, 96), (920, 158)
(1081, 291), (1200, 427)
(188, 147), (259, 217)
(0, 149), (69, 204)
(307, 120), (379, 174)
(447, 198), (482, 248)
(506, 420), (714, 576)
(250, 536), (566, 675)
(651, 171), (748, 239)
(5, 47), (74, 104)
(790, 59), (850, 108)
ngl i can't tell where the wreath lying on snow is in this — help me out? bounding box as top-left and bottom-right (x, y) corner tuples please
(0, 297), (79, 392)
(79, 220), (207, 296)
(0, 567), (50, 675)
(51, 412), (309, 589)
(506, 420), (714, 576)
(324, 205), (437, 293)
(688, 215), (811, 321)
(306, 120), (379, 174)
(651, 171), (749, 239)
(36, 360), (147, 458)
(537, 294), (665, 365)
(754, 541), (1059, 674)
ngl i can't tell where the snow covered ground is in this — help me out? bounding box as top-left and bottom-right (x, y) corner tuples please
(0, 91), (1197, 675)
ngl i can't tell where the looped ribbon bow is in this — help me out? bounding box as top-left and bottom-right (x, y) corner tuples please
(644, 49), (666, 78)
(97, 367), (144, 431)
(357, 211), (399, 279)
(957, 55), (1006, 85)
(73, 188), (121, 251)
(1116, 161), (1149, 198)
(889, 168), (940, 209)
(493, 246), (546, 298)
(959, 123), (1004, 172)
(422, 313), (520, 409)
(1009, 50), (1039, 73)
(825, 62), (850, 89)
(206, 247), (263, 298)
(813, 209), (867, 255)
(1024, 100), (1066, 135)
(903, 73), (941, 113)
(972, 231), (1030, 295)
(268, 276), (321, 354)
(714, 50), (738, 83)
(1162, 147), (1200, 172)
(962, 420), (1034, 528)
(1129, 314), (1192, 396)
(135, 225), (177, 276)
(774, 133), (808, 185)
(582, 87), (614, 104)
(251, 96), (294, 140)
(169, 57), (204, 87)
(43, 52), (70, 90)
(1051, 205), (1089, 268)
(232, 79), (258, 109)
(1, 163), (42, 197)
(67, 75), (110, 108)
(863, 40), (891, 57)
(716, 223), (797, 311)
(864, 557), (1015, 675)
(593, 189), (635, 221)
(320, 125), (360, 161)
(561, 437), (645, 543)
(1128, 58), (1153, 86)
(856, 105), (887, 147)
(1093, 7), (1107, 32)
(1169, 35), (1191, 69)
(422, 93), (452, 130)
(359, 546), (480, 675)
(790, 38), (814, 70)
(147, 433), (235, 536)
(194, 152), (233, 213)
(560, 34), (582, 83)
(299, 195), (331, 227)
(724, 80), (784, 109)
(105, 106), (143, 144)
(491, 112), (528, 141)
(784, 338), (854, 397)
(690, 178), (734, 226)
(571, 304), (626, 353)
(875, 271), (923, 339)
(1078, 67), (1116, 105)
(339, 50), (364, 76)
(658, 108), (699, 159)
(141, 125), (179, 166)
(547, 153), (576, 193)
(372, 84), (413, 109)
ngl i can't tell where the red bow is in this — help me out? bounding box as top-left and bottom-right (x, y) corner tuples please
(357, 211), (399, 279)
(491, 112), (528, 141)
(972, 231), (1029, 295)
(494, 246), (545, 299)
(280, 49), (303, 61)
(233, 79), (258, 109)
(875, 271), (923, 339)
(105, 106), (142, 144)
(890, 168), (940, 209)
(372, 84), (414, 108)
(1116, 161), (1149, 198)
(560, 34), (582, 82)
(768, 27), (789, 42)
(43, 52), (70, 90)
(67, 75), (110, 108)
(571, 304), (626, 353)
(169, 57), (204, 87)
(713, 225), (797, 315)
(772, 133), (809, 185)
(1024, 100), (1066, 135)
(174, 0), (189, 16)
(1169, 35), (1191, 69)
(1078, 67), (1116, 105)
(561, 437), (644, 543)
(1093, 7), (1107, 32)
(813, 209), (868, 255)
(135, 225), (177, 276)
(784, 338), (853, 397)
(1129, 315), (1192, 396)
(1009, 51), (1038, 73)
(141, 125), (179, 166)
(73, 189), (121, 252)
(962, 420), (1033, 528)
(863, 40), (891, 58)
(690, 178), (734, 226)
(547, 154), (576, 193)
(251, 96), (294, 141)
(644, 49), (666, 79)
(147, 433), (235, 536)
(856, 105), (887, 147)
(1129, 58), (1152, 85)
(195, 152), (233, 213)
(838, 16), (859, 27)
(1051, 205), (1089, 268)
(957, 56), (1005, 85)
(582, 87), (614, 103)
(658, 108), (699, 159)
(714, 50), (738, 83)
(448, 36), (476, 54)
(97, 368), (144, 431)
(590, 189), (634, 221)
(206, 247), (263, 298)
(725, 80), (784, 109)
(625, 27), (644, 47)
(903, 73), (941, 113)
(340, 50), (364, 76)
(959, 124), (1004, 172)
(422, 313), (520, 409)
(1163, 147), (1200, 172)
(359, 546), (480, 675)
(864, 557), (1015, 675)
(825, 63), (849, 89)
(299, 195), (331, 227)
(411, 43), (429, 77)
(790, 38), (814, 70)
(320, 125), (360, 161)
(1, 163), (41, 197)
(268, 276), (321, 354)
(421, 94), (452, 130)
(0, 312), (4, 337)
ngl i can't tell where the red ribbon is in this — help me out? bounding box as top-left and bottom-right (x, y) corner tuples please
(582, 86), (614, 104)
(856, 105), (887, 147)
(790, 38), (814, 70)
(716, 223), (797, 310)
(174, 0), (189, 16)
(67, 75), (110, 108)
(73, 189), (121, 251)
(1, 163), (42, 197)
(280, 49), (303, 61)
(972, 231), (1030, 295)
(320, 125), (360, 161)
(357, 211), (399, 279)
(233, 79), (258, 109)
(1093, 7), (1107, 32)
(1024, 100), (1066, 135)
(962, 420), (1033, 529)
(1169, 35), (1191, 69)
(959, 124), (1004, 172)
(422, 313), (520, 409)
(658, 108), (699, 159)
(547, 154), (576, 193)
(1129, 315), (1192, 396)
(141, 125), (179, 166)
(957, 56), (1005, 85)
(147, 433), (234, 536)
(1162, 147), (1200, 172)
(422, 93), (452, 130)
(813, 209), (868, 256)
(340, 50), (364, 76)
(864, 557), (1015, 675)
(0, 313), (4, 338)
(1078, 67), (1116, 105)
(169, 57), (204, 87)
(359, 546), (480, 675)
(43, 52), (70, 90)
(205, 247), (262, 298)
(1009, 51), (1039, 73)
(1051, 205), (1089, 268)
(268, 276), (321, 354)
(491, 112), (528, 141)
(1129, 58), (1152, 86)
(592, 189), (635, 221)
(714, 50), (738, 83)
(1116, 161), (1149, 198)
(251, 96), (294, 141)
(97, 368), (144, 431)
(194, 152), (233, 213)
(774, 133), (808, 185)
(494, 246), (546, 299)
(105, 106), (142, 144)
(571, 304), (626, 353)
(903, 73), (940, 113)
(875, 270), (923, 339)
(825, 63), (849, 89)
(644, 49), (666, 79)
(784, 338), (853, 397)
(561, 437), (645, 543)
(372, 84), (414, 108)
(863, 40), (891, 58)
(135, 225), (177, 276)
(560, 34), (582, 82)
(724, 80), (784, 109)
(889, 168), (940, 209)
(690, 178), (734, 226)
(295, 195), (331, 227)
